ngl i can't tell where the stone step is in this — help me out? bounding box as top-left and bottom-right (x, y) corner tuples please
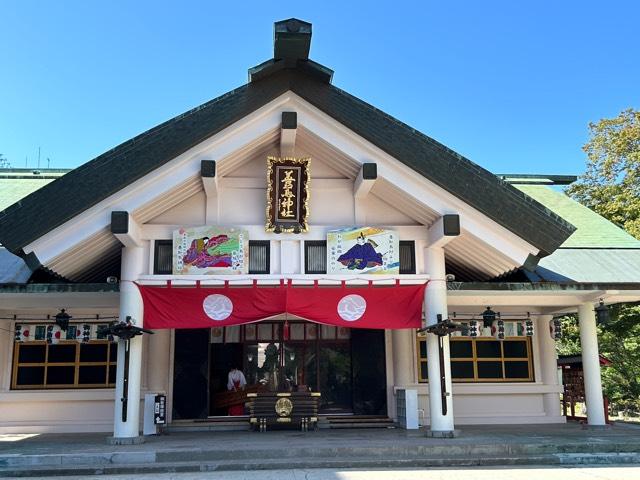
(328, 422), (395, 429)
(165, 421), (250, 432)
(4, 452), (640, 477)
(3, 440), (640, 469)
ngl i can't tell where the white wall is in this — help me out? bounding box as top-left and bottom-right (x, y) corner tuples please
(146, 155), (416, 229)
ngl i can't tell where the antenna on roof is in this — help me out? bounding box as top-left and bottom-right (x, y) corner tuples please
(37, 147), (41, 169)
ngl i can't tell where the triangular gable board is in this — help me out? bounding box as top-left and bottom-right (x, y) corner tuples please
(0, 23), (575, 282)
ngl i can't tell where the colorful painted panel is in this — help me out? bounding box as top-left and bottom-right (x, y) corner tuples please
(173, 226), (248, 274)
(327, 227), (399, 274)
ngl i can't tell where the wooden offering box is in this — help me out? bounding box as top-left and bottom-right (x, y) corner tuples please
(247, 391), (321, 432)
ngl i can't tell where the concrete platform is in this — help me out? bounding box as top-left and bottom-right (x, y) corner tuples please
(1, 422), (639, 477)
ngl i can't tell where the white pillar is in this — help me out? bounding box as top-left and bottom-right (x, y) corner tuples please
(578, 303), (606, 426)
(538, 314), (561, 418)
(424, 246), (454, 433)
(392, 329), (414, 387)
(113, 245), (146, 439)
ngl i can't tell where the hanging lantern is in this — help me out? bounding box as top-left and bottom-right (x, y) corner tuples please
(549, 318), (562, 341)
(54, 309), (71, 331)
(15, 324), (31, 342)
(468, 319), (479, 338)
(46, 325), (62, 344)
(482, 306), (496, 328)
(491, 316), (505, 340)
(521, 313), (534, 337)
(76, 324), (92, 343)
(594, 300), (610, 326)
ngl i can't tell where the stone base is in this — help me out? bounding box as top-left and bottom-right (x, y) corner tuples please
(581, 423), (612, 430)
(106, 435), (145, 445)
(426, 429), (460, 438)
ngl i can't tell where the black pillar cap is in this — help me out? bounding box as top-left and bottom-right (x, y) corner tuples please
(522, 253), (540, 272)
(111, 211), (129, 235)
(22, 251), (42, 272)
(201, 160), (216, 178)
(443, 214), (461, 236)
(362, 163), (377, 180)
(282, 112), (297, 130)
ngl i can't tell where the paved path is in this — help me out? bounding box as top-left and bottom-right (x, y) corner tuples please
(1, 422), (639, 456)
(4, 465), (640, 480)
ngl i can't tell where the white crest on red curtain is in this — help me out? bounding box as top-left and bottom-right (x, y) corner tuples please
(337, 294), (367, 321)
(203, 294), (233, 321)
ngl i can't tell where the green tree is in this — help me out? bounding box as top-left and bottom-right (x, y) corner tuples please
(563, 108), (640, 414)
(568, 108), (640, 238)
(0, 154), (10, 168)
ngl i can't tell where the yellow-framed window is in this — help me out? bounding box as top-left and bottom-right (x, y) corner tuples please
(12, 340), (118, 389)
(416, 336), (533, 383)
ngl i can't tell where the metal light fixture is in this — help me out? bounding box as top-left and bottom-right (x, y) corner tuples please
(97, 316), (154, 424)
(482, 306), (496, 328)
(595, 299), (610, 326)
(54, 309), (71, 331)
(418, 314), (462, 337)
(416, 314), (462, 417)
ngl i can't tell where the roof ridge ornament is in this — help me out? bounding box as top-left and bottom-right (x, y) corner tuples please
(248, 19), (334, 83)
(274, 18), (312, 62)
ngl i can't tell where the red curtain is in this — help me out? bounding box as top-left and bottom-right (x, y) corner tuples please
(137, 281), (425, 330)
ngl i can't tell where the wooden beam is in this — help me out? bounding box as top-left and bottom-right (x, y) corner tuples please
(280, 112), (297, 157)
(353, 163), (377, 199)
(201, 160), (218, 197)
(111, 211), (142, 248)
(427, 214), (460, 249)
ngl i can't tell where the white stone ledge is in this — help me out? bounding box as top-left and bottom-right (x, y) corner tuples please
(394, 384), (564, 395)
(0, 389), (115, 402)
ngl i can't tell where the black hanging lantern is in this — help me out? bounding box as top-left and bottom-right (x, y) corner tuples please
(54, 309), (71, 331)
(594, 300), (610, 326)
(482, 306), (496, 328)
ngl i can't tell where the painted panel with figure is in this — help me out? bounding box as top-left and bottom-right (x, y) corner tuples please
(173, 226), (248, 274)
(327, 227), (399, 274)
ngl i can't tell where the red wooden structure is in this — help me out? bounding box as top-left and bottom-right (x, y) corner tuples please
(558, 353), (612, 423)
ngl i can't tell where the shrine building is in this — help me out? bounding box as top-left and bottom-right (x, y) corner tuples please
(1, 19), (640, 441)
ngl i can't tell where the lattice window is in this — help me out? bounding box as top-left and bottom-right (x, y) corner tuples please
(12, 340), (117, 389)
(416, 337), (533, 383)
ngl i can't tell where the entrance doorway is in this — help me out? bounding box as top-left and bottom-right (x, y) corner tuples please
(172, 321), (387, 420)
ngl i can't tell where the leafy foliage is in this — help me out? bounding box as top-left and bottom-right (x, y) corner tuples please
(562, 108), (640, 413)
(558, 308), (640, 413)
(567, 108), (640, 238)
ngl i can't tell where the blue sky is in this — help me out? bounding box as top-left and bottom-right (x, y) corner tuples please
(1, 1), (638, 175)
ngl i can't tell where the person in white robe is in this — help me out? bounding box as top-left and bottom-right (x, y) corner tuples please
(227, 367), (247, 391)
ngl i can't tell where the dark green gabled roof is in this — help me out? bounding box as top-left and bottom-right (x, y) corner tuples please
(0, 66), (575, 257)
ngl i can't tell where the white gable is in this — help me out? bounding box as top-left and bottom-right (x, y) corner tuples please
(21, 92), (539, 281)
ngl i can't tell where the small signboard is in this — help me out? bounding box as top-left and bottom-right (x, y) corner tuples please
(266, 156), (310, 233)
(154, 394), (166, 425)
